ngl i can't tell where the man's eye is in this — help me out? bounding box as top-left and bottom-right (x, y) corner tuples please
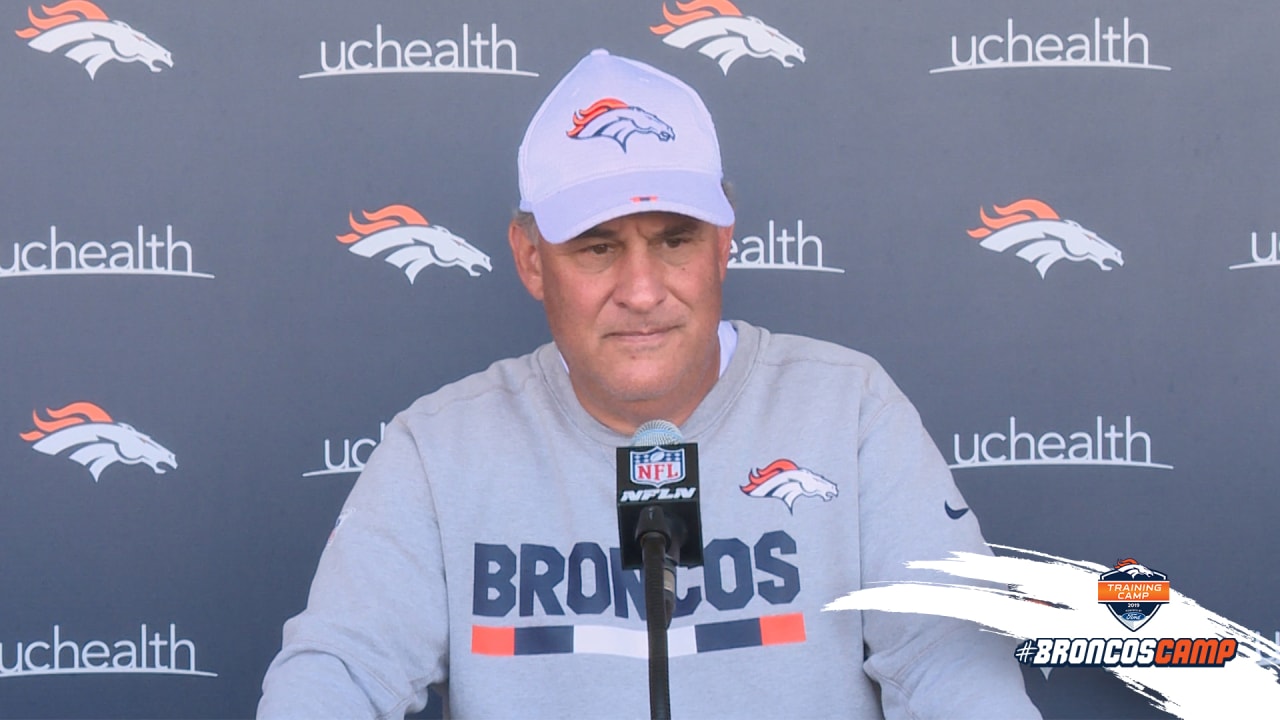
(664, 237), (690, 248)
(585, 243), (612, 255)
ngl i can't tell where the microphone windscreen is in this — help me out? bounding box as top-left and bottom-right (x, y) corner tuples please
(631, 419), (683, 446)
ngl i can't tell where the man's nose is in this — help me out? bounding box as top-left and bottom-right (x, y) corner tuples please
(613, 244), (667, 311)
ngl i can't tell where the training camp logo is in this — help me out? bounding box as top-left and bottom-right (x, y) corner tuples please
(933, 17), (1168, 74)
(967, 198), (1123, 277)
(338, 204), (491, 283)
(301, 20), (536, 79)
(1099, 558), (1168, 632)
(1015, 557), (1237, 671)
(568, 98), (674, 152)
(950, 415), (1172, 471)
(1229, 231), (1280, 271)
(16, 1), (172, 79)
(21, 401), (177, 481)
(650, 0), (804, 75)
(740, 459), (837, 513)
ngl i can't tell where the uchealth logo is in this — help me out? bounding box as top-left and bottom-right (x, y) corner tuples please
(568, 98), (674, 152)
(301, 20), (536, 79)
(302, 422), (385, 478)
(728, 219), (843, 273)
(740, 459), (837, 513)
(21, 401), (176, 482)
(1228, 231), (1280, 271)
(967, 198), (1123, 277)
(16, 1), (172, 79)
(0, 623), (214, 678)
(932, 17), (1168, 74)
(650, 0), (804, 75)
(0, 224), (213, 279)
(338, 204), (491, 283)
(950, 415), (1172, 471)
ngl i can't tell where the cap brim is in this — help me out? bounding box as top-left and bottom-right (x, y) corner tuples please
(522, 169), (734, 243)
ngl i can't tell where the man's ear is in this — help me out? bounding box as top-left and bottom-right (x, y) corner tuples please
(509, 219), (545, 301)
(716, 224), (734, 281)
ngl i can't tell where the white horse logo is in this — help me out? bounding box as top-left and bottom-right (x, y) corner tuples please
(741, 458), (838, 513)
(568, 99), (676, 152)
(338, 204), (492, 283)
(22, 402), (177, 482)
(651, 0), (805, 75)
(17, 1), (173, 79)
(968, 199), (1124, 278)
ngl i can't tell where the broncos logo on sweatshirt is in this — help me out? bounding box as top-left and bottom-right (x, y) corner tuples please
(567, 98), (675, 152)
(650, 0), (805, 75)
(967, 199), (1124, 278)
(16, 1), (173, 79)
(741, 459), (837, 513)
(21, 401), (177, 481)
(338, 204), (492, 282)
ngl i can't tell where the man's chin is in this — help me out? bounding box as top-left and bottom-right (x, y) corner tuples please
(602, 379), (679, 406)
(593, 365), (688, 406)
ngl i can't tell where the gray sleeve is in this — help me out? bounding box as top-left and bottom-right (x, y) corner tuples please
(855, 392), (1042, 720)
(257, 415), (448, 719)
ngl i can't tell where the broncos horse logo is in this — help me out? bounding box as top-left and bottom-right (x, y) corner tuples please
(16, 1), (173, 79)
(21, 401), (177, 481)
(338, 204), (492, 283)
(741, 458), (838, 513)
(651, 0), (805, 75)
(567, 98), (675, 152)
(967, 198), (1124, 278)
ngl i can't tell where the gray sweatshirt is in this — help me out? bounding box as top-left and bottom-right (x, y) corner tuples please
(258, 320), (1040, 719)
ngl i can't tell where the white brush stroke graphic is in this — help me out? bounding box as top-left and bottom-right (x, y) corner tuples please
(823, 545), (1280, 719)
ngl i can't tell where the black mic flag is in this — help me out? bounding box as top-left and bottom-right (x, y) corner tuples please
(616, 420), (704, 570)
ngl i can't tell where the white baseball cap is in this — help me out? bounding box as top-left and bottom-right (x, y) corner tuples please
(517, 49), (735, 243)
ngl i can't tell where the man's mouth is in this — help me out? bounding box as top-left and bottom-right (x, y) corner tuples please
(608, 326), (675, 342)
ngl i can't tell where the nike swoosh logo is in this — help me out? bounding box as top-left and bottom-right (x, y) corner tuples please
(945, 502), (970, 520)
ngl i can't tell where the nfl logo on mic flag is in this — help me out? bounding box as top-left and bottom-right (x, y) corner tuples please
(630, 447), (686, 487)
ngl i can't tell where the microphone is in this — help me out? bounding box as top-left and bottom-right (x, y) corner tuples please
(616, 420), (704, 626)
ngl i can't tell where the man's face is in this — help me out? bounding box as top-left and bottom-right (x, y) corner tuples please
(509, 211), (734, 433)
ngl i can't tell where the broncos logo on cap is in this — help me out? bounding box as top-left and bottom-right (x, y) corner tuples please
(21, 401), (177, 481)
(338, 204), (492, 283)
(741, 458), (837, 513)
(967, 199), (1124, 278)
(16, 1), (173, 79)
(650, 0), (805, 75)
(567, 98), (675, 152)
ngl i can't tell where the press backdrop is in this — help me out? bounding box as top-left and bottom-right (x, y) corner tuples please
(2, 1), (1277, 717)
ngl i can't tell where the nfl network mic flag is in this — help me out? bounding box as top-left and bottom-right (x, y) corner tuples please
(616, 441), (703, 569)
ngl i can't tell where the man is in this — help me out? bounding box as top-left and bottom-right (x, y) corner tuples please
(259, 49), (1040, 718)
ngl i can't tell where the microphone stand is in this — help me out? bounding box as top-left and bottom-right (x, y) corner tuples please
(636, 506), (679, 720)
